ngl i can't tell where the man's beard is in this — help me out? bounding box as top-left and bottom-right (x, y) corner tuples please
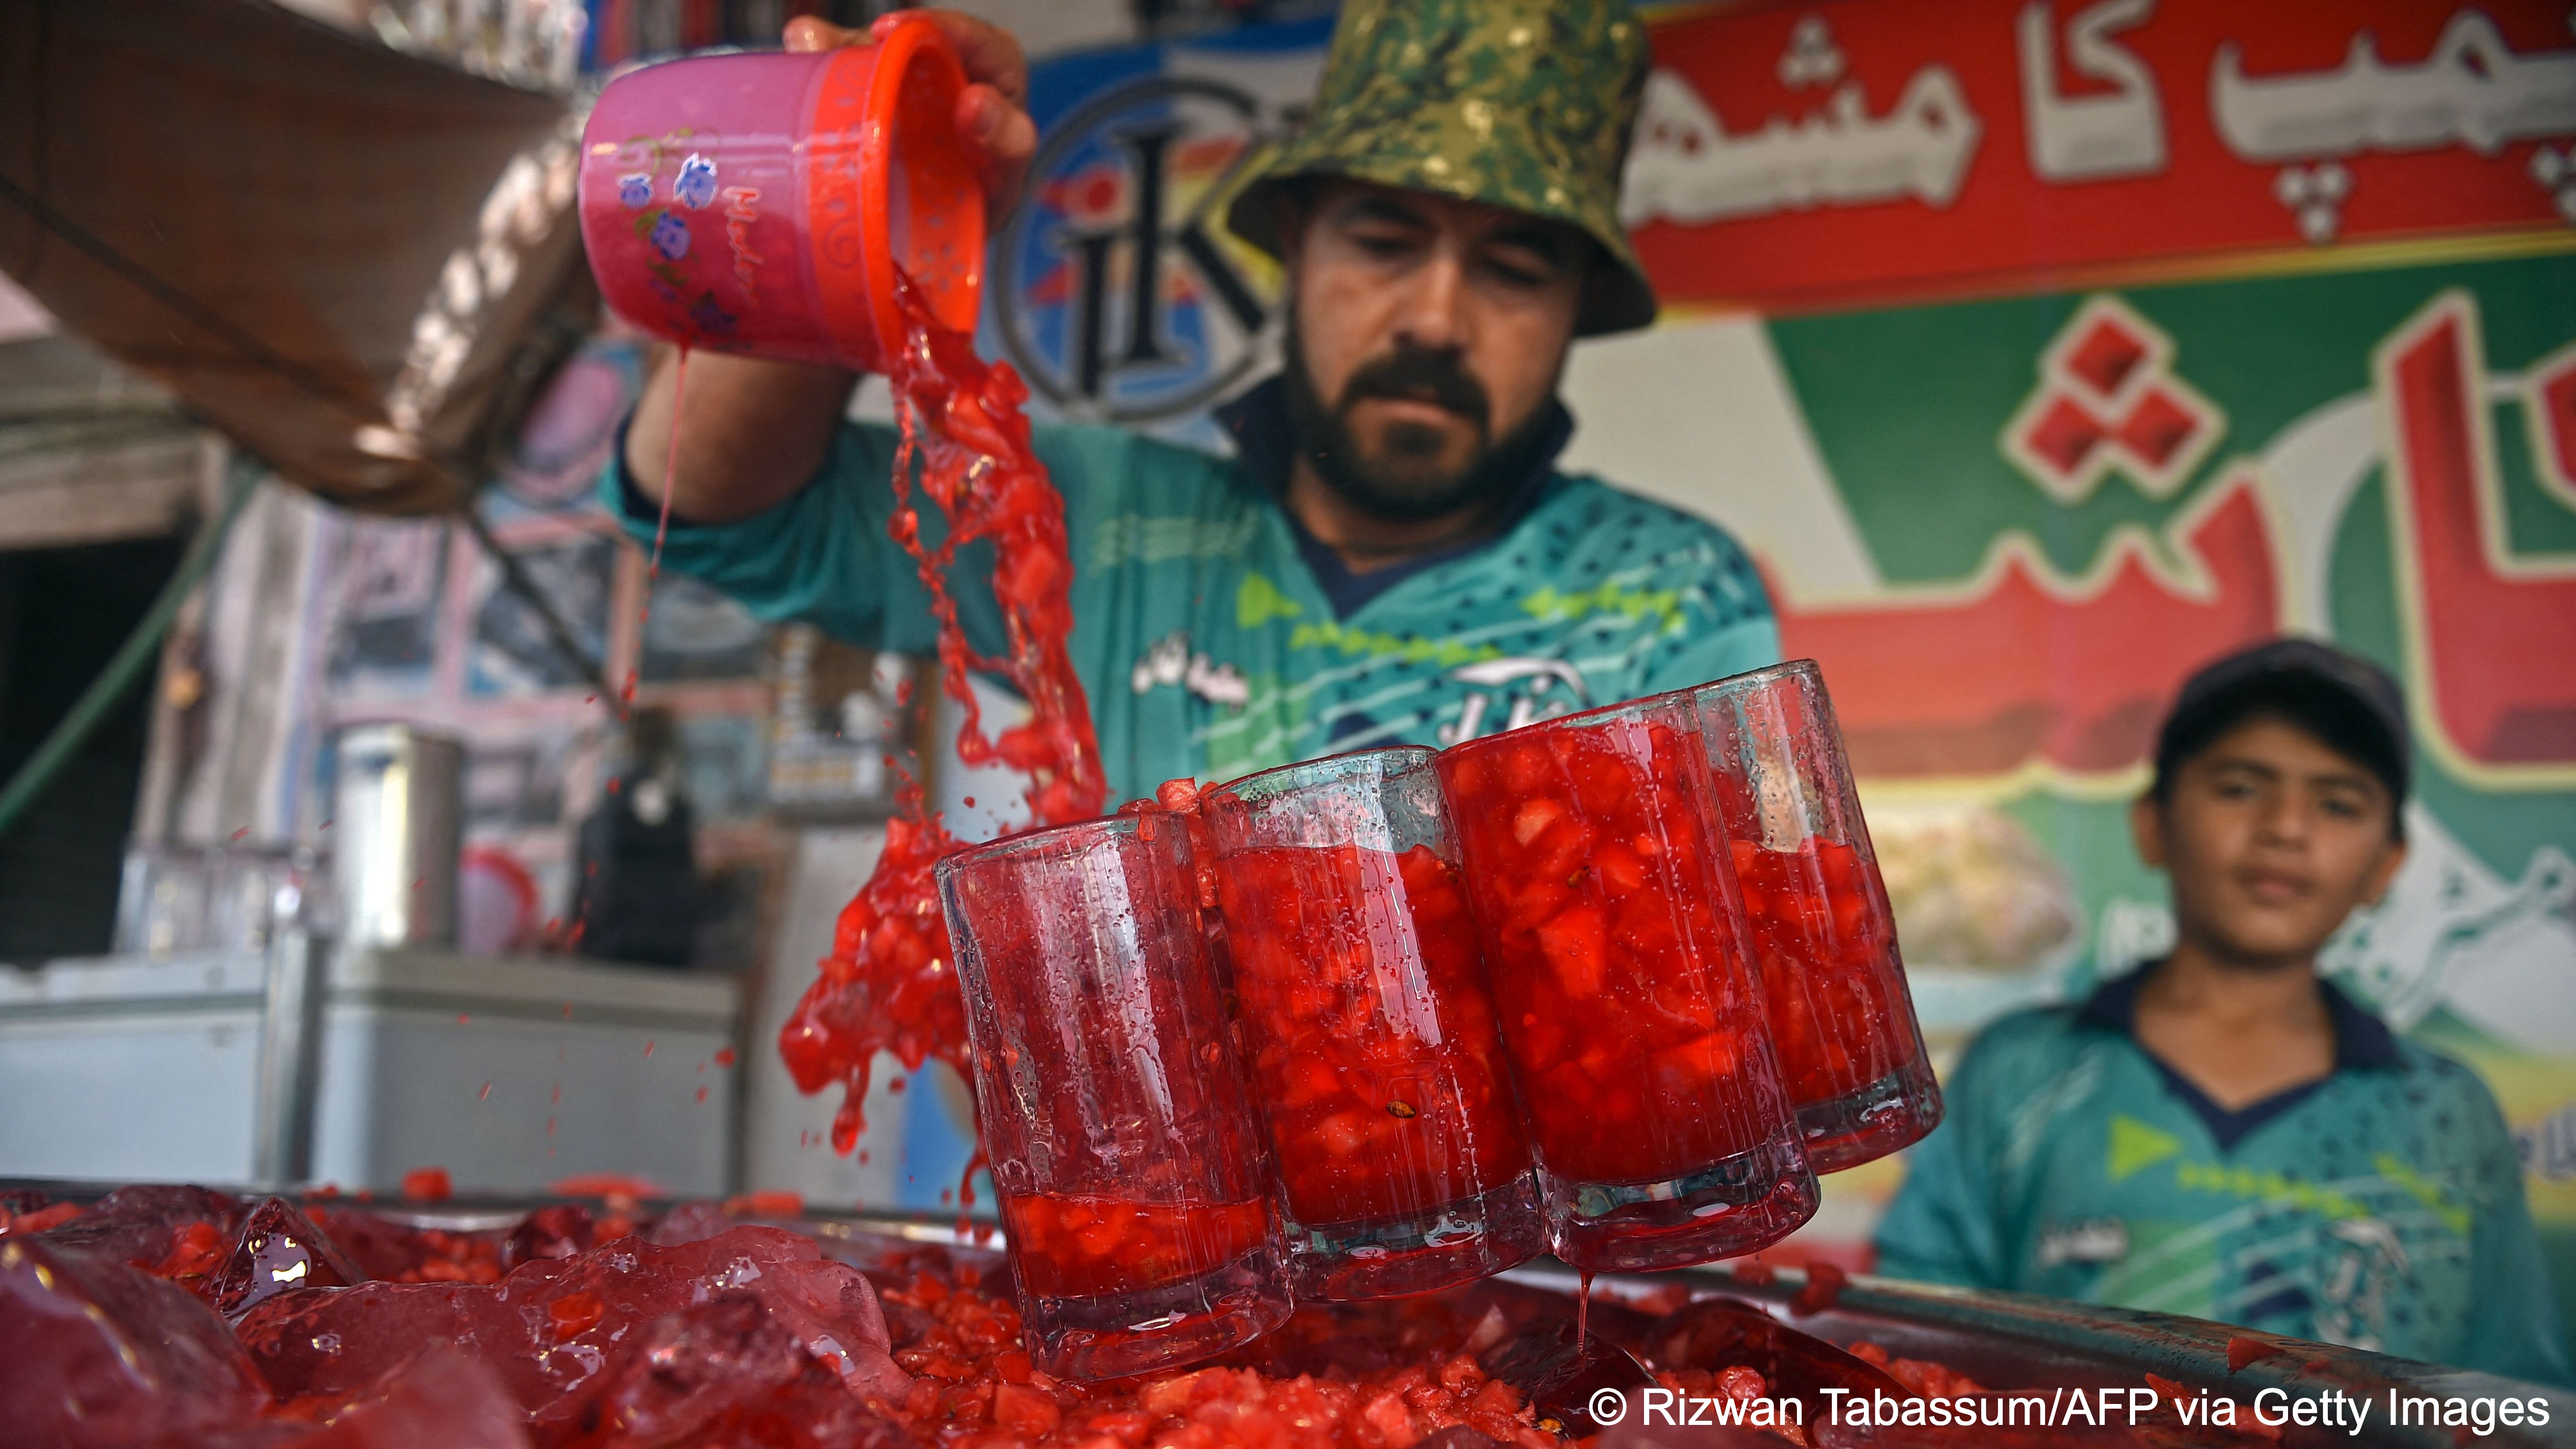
(1283, 314), (1559, 526)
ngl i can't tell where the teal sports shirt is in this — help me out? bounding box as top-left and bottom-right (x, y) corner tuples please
(601, 390), (1780, 802)
(1875, 971), (2573, 1387)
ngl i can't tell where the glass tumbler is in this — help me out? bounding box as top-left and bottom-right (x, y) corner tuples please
(937, 812), (1291, 1380)
(1695, 661), (1941, 1173)
(1434, 695), (1817, 1273)
(1202, 748), (1547, 1300)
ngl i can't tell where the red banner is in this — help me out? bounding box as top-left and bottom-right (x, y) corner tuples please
(1633, 0), (2576, 314)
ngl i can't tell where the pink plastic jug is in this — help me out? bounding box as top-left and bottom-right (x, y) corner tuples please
(578, 18), (985, 371)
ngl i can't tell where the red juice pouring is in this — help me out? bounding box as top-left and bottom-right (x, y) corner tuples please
(773, 275), (1108, 1174)
(937, 811), (1291, 1380)
(1694, 661), (1940, 1173)
(1435, 694), (1817, 1273)
(582, 25), (1103, 1184)
(1202, 748), (1546, 1300)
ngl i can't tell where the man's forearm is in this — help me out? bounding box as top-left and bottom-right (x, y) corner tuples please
(622, 350), (860, 523)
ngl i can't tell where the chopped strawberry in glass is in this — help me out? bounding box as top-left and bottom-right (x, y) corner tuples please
(1436, 694), (1815, 1272)
(938, 811), (1289, 1380)
(1204, 748), (1545, 1298)
(1002, 1194), (1272, 1300)
(1696, 662), (1939, 1173)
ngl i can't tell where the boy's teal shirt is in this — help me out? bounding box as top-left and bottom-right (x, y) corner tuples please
(600, 392), (1780, 802)
(1875, 972), (2574, 1387)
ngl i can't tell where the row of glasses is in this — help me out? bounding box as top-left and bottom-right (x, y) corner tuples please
(936, 660), (1939, 1380)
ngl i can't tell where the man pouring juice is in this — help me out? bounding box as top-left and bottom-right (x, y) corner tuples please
(606, 0), (1784, 797)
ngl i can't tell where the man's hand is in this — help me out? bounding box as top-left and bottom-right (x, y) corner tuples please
(785, 9), (1038, 218)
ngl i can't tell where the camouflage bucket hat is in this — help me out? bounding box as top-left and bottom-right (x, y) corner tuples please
(1224, 0), (1658, 337)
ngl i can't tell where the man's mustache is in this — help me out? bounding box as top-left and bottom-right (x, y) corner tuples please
(1336, 347), (1490, 432)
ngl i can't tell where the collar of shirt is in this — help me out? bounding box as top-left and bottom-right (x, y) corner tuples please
(2074, 963), (2403, 1152)
(1216, 375), (1574, 618)
(2074, 963), (2406, 1073)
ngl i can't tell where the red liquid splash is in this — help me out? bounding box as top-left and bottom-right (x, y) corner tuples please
(778, 275), (1106, 1178)
(626, 344), (689, 710)
(651, 345), (687, 583)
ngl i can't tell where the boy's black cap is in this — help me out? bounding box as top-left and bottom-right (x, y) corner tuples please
(2157, 638), (2410, 801)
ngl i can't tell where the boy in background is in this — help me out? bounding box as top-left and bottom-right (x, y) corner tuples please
(1874, 639), (2570, 1386)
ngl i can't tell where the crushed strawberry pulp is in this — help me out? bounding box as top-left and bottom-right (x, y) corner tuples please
(1435, 714), (1789, 1188)
(778, 274), (1105, 1164)
(1216, 842), (1530, 1228)
(2, 1186), (2296, 1448)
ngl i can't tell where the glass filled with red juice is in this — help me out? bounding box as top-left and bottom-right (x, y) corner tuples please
(1201, 748), (1546, 1299)
(937, 812), (1291, 1379)
(1695, 661), (1941, 1173)
(1434, 695), (1817, 1273)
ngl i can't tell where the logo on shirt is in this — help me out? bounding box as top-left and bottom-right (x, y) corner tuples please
(2315, 1217), (2414, 1352)
(1132, 630), (1250, 709)
(1437, 657), (1594, 745)
(2037, 1218), (2131, 1268)
(2107, 1114), (2182, 1180)
(2517, 1102), (2576, 1183)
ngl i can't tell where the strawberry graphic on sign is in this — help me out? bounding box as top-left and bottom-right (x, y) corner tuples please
(2002, 295), (2222, 503)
